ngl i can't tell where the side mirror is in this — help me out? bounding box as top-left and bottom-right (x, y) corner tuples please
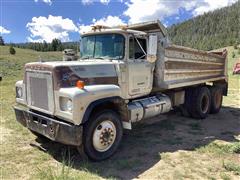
(147, 33), (158, 63)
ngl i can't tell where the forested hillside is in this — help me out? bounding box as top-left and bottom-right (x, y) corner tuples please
(10, 39), (80, 52)
(168, 1), (240, 50)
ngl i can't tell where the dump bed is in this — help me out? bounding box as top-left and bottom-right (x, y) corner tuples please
(128, 20), (228, 90)
(154, 45), (228, 90)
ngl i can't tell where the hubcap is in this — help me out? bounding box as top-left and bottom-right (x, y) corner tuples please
(92, 120), (116, 152)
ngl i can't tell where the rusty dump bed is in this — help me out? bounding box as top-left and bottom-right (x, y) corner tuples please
(128, 20), (228, 90)
(154, 44), (228, 90)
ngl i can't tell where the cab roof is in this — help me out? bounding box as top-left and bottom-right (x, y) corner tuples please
(82, 20), (167, 37)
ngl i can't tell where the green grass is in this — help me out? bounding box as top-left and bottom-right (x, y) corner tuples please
(1, 45), (240, 179)
(0, 46), (62, 78)
(197, 142), (240, 154)
(223, 161), (240, 175)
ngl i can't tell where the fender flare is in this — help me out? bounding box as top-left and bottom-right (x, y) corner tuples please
(81, 96), (123, 124)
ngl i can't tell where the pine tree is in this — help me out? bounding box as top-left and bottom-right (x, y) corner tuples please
(51, 38), (63, 51)
(0, 36), (5, 45)
(43, 40), (48, 51)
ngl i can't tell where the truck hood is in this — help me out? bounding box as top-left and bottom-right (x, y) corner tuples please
(25, 60), (119, 89)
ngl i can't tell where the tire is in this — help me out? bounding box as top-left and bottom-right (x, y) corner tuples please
(209, 86), (223, 114)
(181, 88), (194, 117)
(78, 110), (123, 161)
(189, 86), (211, 119)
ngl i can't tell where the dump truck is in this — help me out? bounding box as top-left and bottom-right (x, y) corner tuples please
(14, 20), (228, 161)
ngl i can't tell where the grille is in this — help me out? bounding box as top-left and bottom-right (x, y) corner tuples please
(29, 77), (49, 110)
(26, 71), (54, 113)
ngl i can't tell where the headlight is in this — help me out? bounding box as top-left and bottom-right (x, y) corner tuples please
(16, 87), (23, 98)
(66, 99), (73, 111)
(60, 97), (73, 112)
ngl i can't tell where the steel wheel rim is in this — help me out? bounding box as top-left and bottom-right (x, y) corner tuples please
(92, 120), (116, 152)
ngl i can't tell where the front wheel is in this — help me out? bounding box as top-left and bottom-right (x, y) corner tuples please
(78, 110), (123, 161)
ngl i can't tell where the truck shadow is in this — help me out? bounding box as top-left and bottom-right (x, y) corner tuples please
(35, 106), (240, 180)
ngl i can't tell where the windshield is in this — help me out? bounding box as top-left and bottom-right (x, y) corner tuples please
(80, 34), (125, 60)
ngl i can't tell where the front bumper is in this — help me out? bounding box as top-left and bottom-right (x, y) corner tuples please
(14, 106), (82, 146)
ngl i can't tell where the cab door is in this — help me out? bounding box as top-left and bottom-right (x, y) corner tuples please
(127, 36), (154, 97)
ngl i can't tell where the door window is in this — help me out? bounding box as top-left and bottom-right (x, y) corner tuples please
(129, 37), (147, 60)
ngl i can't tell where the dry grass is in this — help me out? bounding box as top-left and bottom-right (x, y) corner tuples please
(0, 45), (240, 179)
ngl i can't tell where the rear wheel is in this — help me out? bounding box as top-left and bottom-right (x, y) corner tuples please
(209, 86), (223, 114)
(189, 86), (211, 119)
(78, 110), (123, 161)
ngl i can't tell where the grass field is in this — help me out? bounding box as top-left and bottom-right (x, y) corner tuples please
(0, 45), (240, 180)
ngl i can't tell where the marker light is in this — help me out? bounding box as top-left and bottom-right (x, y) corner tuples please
(76, 80), (85, 89)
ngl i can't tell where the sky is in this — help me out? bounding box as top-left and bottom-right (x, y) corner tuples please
(0, 0), (238, 43)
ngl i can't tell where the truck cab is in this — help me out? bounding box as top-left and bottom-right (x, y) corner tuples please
(14, 20), (227, 161)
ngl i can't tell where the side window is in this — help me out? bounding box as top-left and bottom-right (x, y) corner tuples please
(129, 37), (147, 60)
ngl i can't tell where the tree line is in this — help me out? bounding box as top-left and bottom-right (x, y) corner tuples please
(0, 36), (80, 52)
(168, 1), (240, 51)
(12, 39), (80, 52)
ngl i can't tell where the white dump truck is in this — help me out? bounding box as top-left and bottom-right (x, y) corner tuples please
(14, 20), (228, 161)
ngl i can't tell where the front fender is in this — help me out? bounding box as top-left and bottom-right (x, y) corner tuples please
(55, 85), (121, 125)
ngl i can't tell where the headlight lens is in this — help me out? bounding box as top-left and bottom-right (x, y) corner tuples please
(66, 99), (73, 111)
(16, 87), (23, 98)
(60, 97), (73, 112)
